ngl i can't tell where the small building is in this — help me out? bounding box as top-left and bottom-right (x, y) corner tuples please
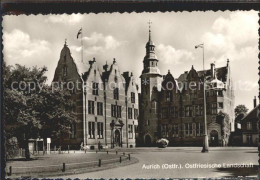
(241, 98), (259, 146)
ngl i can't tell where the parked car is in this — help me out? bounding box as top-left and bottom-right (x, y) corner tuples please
(156, 138), (169, 148)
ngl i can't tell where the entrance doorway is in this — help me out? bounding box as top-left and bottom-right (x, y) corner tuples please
(114, 129), (121, 147)
(144, 135), (152, 146)
(210, 130), (219, 146)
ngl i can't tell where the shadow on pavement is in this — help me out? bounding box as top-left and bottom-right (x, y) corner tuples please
(216, 165), (258, 177)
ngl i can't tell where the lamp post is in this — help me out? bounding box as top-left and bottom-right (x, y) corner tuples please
(195, 43), (209, 153)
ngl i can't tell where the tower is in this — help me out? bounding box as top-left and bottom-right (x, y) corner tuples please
(139, 21), (162, 146)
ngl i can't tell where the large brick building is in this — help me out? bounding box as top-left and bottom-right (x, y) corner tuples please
(138, 28), (235, 147)
(52, 42), (139, 149)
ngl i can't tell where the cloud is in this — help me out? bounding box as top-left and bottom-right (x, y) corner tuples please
(202, 11), (258, 63)
(44, 14), (82, 25)
(3, 29), (51, 64)
(157, 44), (194, 65)
(71, 32), (125, 56)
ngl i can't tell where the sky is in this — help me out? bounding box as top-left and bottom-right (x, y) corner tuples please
(3, 11), (258, 110)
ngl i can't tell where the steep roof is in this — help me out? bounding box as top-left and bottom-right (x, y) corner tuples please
(242, 105), (259, 122)
(62, 44), (89, 79)
(177, 66), (228, 83)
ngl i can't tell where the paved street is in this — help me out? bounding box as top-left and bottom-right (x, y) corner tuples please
(58, 147), (258, 179)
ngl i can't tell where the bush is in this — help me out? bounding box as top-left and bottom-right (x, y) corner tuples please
(6, 137), (20, 159)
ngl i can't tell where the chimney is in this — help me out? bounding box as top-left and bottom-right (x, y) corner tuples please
(103, 61), (109, 72)
(210, 63), (215, 78)
(254, 96), (257, 108)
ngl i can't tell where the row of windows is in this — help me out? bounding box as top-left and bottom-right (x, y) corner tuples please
(88, 101), (103, 115)
(128, 108), (139, 120)
(161, 103), (222, 118)
(88, 100), (139, 119)
(70, 122), (138, 140)
(111, 104), (122, 118)
(162, 106), (178, 118)
(160, 123), (204, 138)
(163, 90), (224, 102)
(88, 122), (104, 139)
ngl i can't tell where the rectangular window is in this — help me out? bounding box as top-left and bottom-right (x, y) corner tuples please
(97, 102), (103, 115)
(63, 66), (67, 77)
(111, 105), (116, 117)
(97, 122), (103, 139)
(196, 123), (203, 136)
(113, 88), (119, 100)
(189, 123), (193, 135)
(162, 108), (168, 118)
(131, 92), (135, 103)
(69, 123), (76, 139)
(92, 82), (99, 95)
(218, 90), (223, 96)
(218, 102), (223, 109)
(128, 125), (133, 139)
(195, 105), (199, 116)
(88, 101), (95, 115)
(111, 104), (122, 118)
(88, 122), (95, 139)
(170, 106), (178, 118)
(172, 124), (178, 137)
(247, 122), (252, 130)
(161, 124), (168, 137)
(184, 123), (193, 136)
(128, 108), (132, 119)
(185, 123), (189, 135)
(200, 105), (203, 116)
(117, 106), (121, 118)
(211, 103), (217, 114)
(134, 109), (138, 119)
(185, 106), (192, 117)
(166, 91), (173, 102)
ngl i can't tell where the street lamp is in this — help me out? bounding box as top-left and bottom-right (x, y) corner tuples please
(195, 43), (209, 153)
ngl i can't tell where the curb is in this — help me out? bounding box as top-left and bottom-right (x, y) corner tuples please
(6, 157), (139, 179)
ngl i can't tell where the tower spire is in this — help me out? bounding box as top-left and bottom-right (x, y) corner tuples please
(148, 20), (152, 42)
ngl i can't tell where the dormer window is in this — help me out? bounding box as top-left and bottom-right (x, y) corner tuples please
(114, 88), (119, 100)
(92, 82), (99, 95)
(131, 92), (135, 103)
(166, 91), (173, 102)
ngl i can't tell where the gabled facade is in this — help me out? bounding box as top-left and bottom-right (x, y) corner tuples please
(52, 43), (139, 149)
(138, 29), (235, 147)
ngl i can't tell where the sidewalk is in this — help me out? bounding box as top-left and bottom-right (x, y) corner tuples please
(6, 150), (138, 178)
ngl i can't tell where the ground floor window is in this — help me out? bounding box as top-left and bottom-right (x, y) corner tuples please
(128, 125), (133, 139)
(184, 123), (193, 136)
(88, 122), (95, 139)
(246, 134), (252, 144)
(196, 122), (203, 136)
(172, 124), (178, 137)
(161, 124), (168, 137)
(69, 123), (76, 139)
(97, 122), (103, 139)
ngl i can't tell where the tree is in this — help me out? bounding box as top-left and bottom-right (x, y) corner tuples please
(4, 64), (76, 160)
(234, 104), (248, 123)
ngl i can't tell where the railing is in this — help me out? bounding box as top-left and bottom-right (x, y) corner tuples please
(7, 151), (132, 176)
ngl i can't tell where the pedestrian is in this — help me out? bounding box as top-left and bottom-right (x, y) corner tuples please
(80, 142), (83, 150)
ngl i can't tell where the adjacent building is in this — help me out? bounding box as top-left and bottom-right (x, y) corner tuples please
(138, 27), (235, 147)
(240, 97), (258, 146)
(52, 42), (139, 149)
